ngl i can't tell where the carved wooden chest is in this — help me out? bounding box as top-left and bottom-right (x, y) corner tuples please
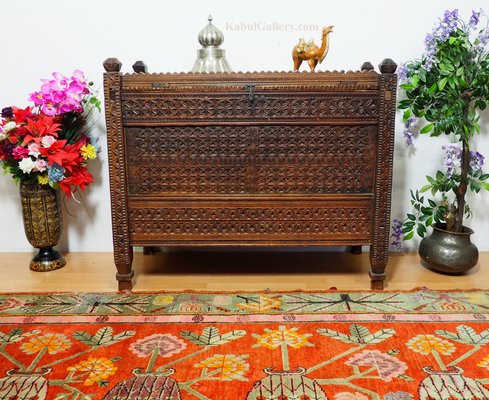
(103, 59), (397, 291)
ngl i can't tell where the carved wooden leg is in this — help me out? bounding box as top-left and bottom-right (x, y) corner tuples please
(143, 246), (158, 255)
(115, 246), (134, 291)
(349, 246), (362, 255)
(369, 244), (387, 290)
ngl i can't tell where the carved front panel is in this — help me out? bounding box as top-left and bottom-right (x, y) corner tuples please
(256, 125), (376, 193)
(125, 125), (376, 195)
(121, 93), (379, 123)
(127, 198), (373, 244)
(125, 126), (252, 194)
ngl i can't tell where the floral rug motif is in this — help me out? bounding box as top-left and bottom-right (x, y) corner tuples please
(1, 288), (489, 399)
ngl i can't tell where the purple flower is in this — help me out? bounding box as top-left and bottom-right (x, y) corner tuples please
(2, 143), (14, 156)
(423, 9), (460, 69)
(476, 27), (489, 53)
(470, 151), (484, 172)
(397, 64), (410, 84)
(443, 9), (459, 23)
(391, 219), (404, 250)
(402, 117), (417, 146)
(443, 143), (462, 178)
(1, 107), (13, 119)
(470, 10), (481, 27)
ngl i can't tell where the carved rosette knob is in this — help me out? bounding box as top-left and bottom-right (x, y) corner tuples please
(103, 58), (122, 72)
(361, 62), (374, 72)
(132, 61), (148, 73)
(379, 58), (397, 74)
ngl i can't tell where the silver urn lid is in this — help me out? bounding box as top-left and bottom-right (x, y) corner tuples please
(191, 15), (232, 73)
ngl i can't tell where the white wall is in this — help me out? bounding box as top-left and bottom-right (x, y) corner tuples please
(1, 0), (488, 252)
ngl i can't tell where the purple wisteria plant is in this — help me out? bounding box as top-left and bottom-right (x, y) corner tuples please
(392, 9), (489, 248)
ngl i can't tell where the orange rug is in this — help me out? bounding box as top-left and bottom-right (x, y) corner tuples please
(1, 289), (489, 399)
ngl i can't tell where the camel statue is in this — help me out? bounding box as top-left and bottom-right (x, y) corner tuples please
(292, 25), (334, 72)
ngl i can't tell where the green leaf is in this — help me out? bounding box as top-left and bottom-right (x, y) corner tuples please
(426, 216), (433, 226)
(181, 327), (246, 346)
(435, 325), (489, 345)
(411, 75), (420, 87)
(73, 331), (94, 346)
(418, 68), (427, 83)
(420, 184), (432, 193)
(481, 182), (489, 191)
(420, 123), (434, 134)
(402, 109), (411, 122)
(349, 324), (370, 339)
(428, 199), (437, 207)
(417, 224), (427, 238)
(0, 328), (41, 344)
(400, 83), (415, 91)
(92, 327), (115, 346)
(73, 327), (135, 347)
(317, 328), (360, 344)
(404, 231), (415, 241)
(427, 83), (438, 94)
(407, 214), (416, 221)
(362, 329), (396, 344)
(438, 77), (448, 91)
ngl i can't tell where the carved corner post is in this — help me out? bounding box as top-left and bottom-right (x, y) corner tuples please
(369, 58), (397, 290)
(103, 58), (134, 291)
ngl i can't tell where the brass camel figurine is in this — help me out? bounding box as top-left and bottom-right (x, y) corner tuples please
(292, 25), (334, 72)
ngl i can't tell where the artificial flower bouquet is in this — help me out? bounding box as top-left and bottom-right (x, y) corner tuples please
(0, 70), (100, 197)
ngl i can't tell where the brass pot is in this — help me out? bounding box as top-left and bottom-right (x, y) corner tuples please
(20, 180), (66, 271)
(419, 222), (478, 273)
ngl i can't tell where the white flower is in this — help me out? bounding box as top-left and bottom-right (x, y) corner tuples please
(18, 157), (36, 174)
(2, 121), (16, 133)
(41, 135), (56, 148)
(28, 143), (41, 157)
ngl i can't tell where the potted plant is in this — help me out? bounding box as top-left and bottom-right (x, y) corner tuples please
(0, 70), (100, 271)
(392, 9), (489, 272)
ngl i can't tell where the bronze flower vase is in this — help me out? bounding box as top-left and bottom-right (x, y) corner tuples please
(20, 180), (66, 272)
(418, 222), (478, 274)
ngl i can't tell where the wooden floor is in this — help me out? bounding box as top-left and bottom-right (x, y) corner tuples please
(0, 250), (488, 292)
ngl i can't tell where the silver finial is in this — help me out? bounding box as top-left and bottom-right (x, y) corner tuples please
(192, 16), (232, 72)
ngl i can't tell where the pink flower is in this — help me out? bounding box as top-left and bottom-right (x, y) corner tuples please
(41, 135), (56, 148)
(346, 350), (408, 382)
(41, 103), (58, 116)
(28, 143), (41, 157)
(12, 146), (29, 160)
(34, 158), (47, 172)
(29, 91), (44, 106)
(129, 334), (187, 358)
(72, 69), (87, 84)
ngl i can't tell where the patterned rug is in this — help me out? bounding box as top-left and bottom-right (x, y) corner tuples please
(1, 288), (489, 400)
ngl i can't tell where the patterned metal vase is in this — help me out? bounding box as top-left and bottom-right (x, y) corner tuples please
(103, 368), (181, 400)
(246, 367), (328, 400)
(0, 368), (50, 400)
(419, 222), (478, 273)
(20, 180), (66, 271)
(419, 366), (489, 399)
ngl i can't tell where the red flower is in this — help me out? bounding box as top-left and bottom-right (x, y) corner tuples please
(12, 106), (35, 124)
(23, 114), (61, 145)
(38, 139), (78, 167)
(59, 167), (94, 197)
